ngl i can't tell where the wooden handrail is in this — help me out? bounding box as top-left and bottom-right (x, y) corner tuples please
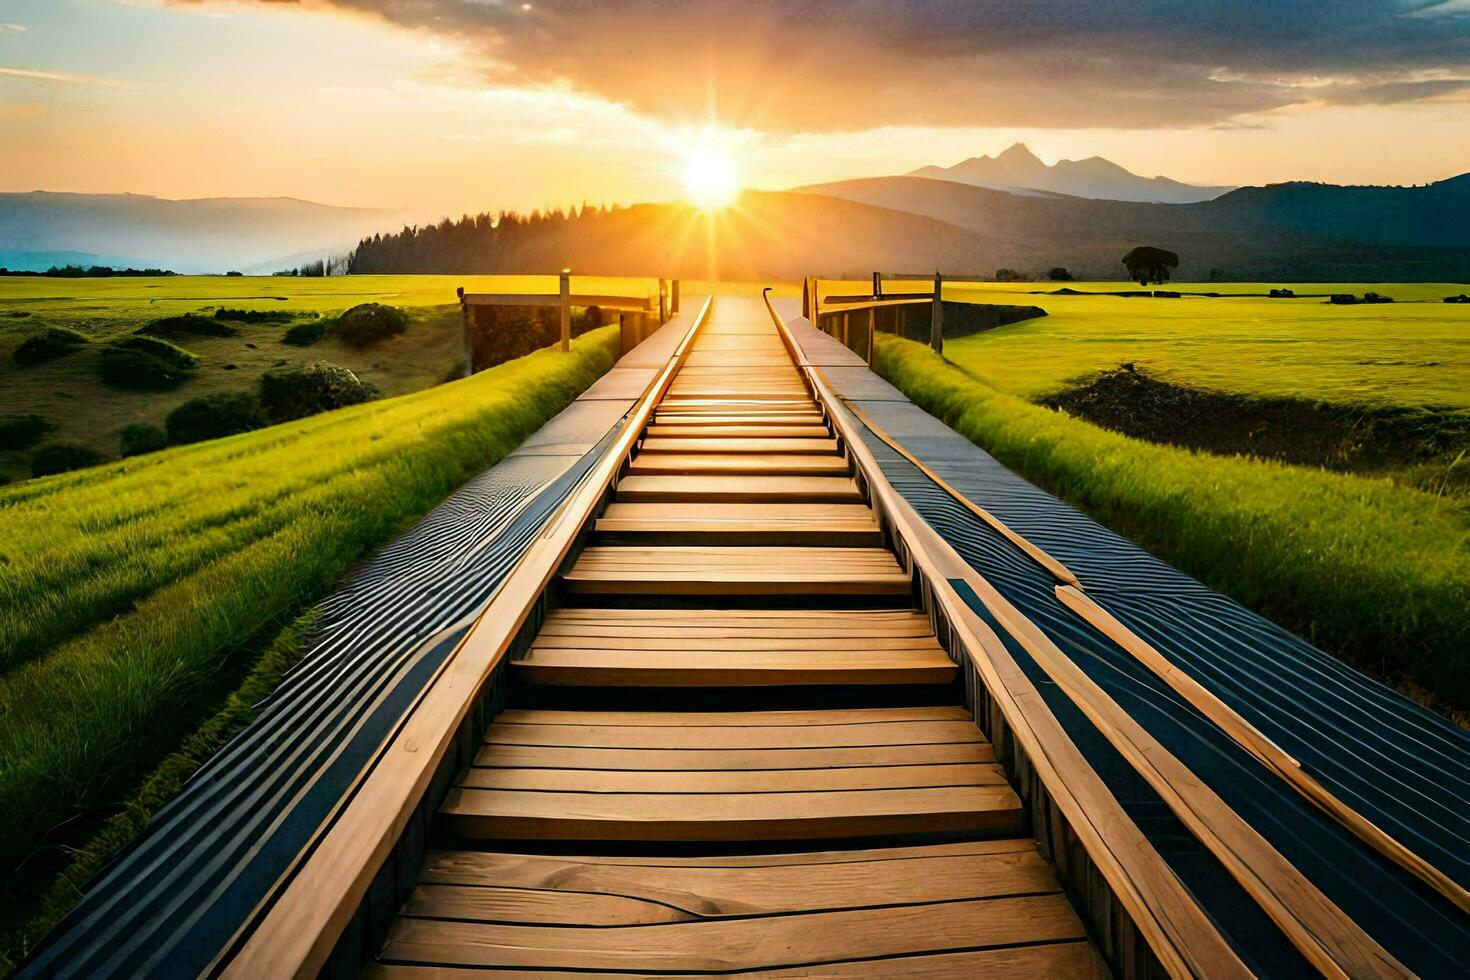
(762, 292), (1250, 979)
(220, 298), (712, 979)
(765, 293), (1412, 979)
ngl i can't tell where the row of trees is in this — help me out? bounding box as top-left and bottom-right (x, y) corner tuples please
(347, 204), (621, 274)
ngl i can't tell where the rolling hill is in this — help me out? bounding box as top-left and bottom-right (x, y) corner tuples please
(909, 143), (1235, 204)
(0, 192), (402, 274)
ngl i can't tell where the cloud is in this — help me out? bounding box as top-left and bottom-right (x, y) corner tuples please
(161, 1), (1470, 131)
(0, 67), (128, 86)
(0, 24), (28, 33)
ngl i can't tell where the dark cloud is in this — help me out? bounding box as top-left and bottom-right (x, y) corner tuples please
(222, 0), (1470, 129)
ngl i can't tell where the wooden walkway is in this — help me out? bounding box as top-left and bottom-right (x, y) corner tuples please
(369, 300), (1105, 976)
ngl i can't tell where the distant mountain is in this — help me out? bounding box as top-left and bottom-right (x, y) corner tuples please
(909, 143), (1235, 204)
(795, 173), (1470, 280)
(0, 192), (402, 274)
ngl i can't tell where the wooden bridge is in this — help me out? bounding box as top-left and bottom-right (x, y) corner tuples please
(22, 293), (1468, 978)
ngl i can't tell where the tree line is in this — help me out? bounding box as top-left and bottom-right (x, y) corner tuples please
(347, 204), (618, 275)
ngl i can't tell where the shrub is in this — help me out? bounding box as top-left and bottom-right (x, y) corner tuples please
(329, 303), (409, 347)
(165, 393), (265, 445)
(31, 442), (105, 477)
(0, 415), (53, 451)
(99, 337), (198, 390)
(1046, 267), (1072, 281)
(214, 308), (314, 325)
(119, 424), (168, 457)
(995, 268), (1028, 282)
(13, 327), (89, 366)
(258, 361), (373, 422)
(1269, 288), (1296, 298)
(281, 321), (326, 347)
(140, 314), (237, 339)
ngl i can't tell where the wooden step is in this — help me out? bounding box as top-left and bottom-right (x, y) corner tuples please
(562, 546), (911, 596)
(615, 475), (864, 503)
(520, 608), (953, 686)
(444, 711), (1023, 843)
(640, 437), (839, 455)
(626, 453), (848, 477)
(595, 502), (879, 545)
(644, 424), (832, 438)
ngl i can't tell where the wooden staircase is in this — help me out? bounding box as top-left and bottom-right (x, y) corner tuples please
(370, 299), (1104, 977)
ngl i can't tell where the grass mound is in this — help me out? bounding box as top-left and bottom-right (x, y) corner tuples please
(0, 415), (52, 451)
(140, 313), (239, 340)
(99, 336), (199, 390)
(165, 392), (265, 445)
(259, 361), (374, 422)
(280, 321), (325, 346)
(876, 334), (1470, 713)
(213, 308), (316, 325)
(0, 327), (618, 963)
(330, 302), (409, 347)
(13, 328), (89, 367)
(30, 442), (106, 477)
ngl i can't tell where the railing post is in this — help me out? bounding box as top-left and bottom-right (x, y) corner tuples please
(801, 276), (811, 320)
(872, 271), (882, 300)
(930, 271), (944, 355)
(671, 279), (681, 315)
(559, 268), (571, 352)
(866, 305), (877, 369)
(456, 286), (472, 377)
(658, 279), (669, 324)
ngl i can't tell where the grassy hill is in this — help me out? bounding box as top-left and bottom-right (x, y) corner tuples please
(0, 326), (618, 967)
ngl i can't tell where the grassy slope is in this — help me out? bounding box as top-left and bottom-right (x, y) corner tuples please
(876, 334), (1469, 714)
(830, 280), (1470, 407)
(0, 327), (618, 960)
(0, 274), (703, 481)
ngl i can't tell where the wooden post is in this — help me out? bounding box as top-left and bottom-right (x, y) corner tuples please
(558, 268), (571, 352)
(671, 279), (681, 315)
(456, 286), (473, 377)
(801, 276), (811, 319)
(930, 272), (944, 354)
(658, 279), (669, 324)
(866, 306), (876, 368)
(872, 271), (882, 300)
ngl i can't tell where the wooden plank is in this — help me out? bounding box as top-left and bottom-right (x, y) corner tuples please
(514, 649), (957, 686)
(644, 424), (832, 438)
(563, 547), (910, 594)
(401, 885), (693, 925)
(472, 742), (997, 771)
(615, 475), (863, 503)
(439, 785), (1026, 840)
(457, 763), (1006, 793)
(483, 719), (983, 749)
(366, 942), (1107, 978)
(379, 894), (1080, 970)
(412, 847), (1056, 916)
(492, 706), (972, 726)
(626, 453), (849, 476)
(640, 437), (839, 455)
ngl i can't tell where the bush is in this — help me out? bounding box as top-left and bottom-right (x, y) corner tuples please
(140, 314), (238, 339)
(0, 415), (53, 451)
(995, 268), (1028, 282)
(1269, 288), (1296, 298)
(258, 361), (374, 422)
(214, 308), (314, 325)
(13, 327), (89, 367)
(119, 423), (168, 457)
(99, 337), (198, 390)
(1046, 267), (1072, 281)
(281, 321), (326, 347)
(329, 303), (409, 347)
(31, 442), (105, 477)
(165, 393), (265, 445)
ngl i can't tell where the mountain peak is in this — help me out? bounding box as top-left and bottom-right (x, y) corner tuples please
(996, 142), (1039, 163)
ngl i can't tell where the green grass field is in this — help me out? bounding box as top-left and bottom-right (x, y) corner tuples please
(0, 274), (678, 483)
(0, 326), (618, 965)
(841, 280), (1470, 407)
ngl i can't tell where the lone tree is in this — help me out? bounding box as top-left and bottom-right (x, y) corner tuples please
(1047, 266), (1072, 281)
(1121, 246), (1179, 286)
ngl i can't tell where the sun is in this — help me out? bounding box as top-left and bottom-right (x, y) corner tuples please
(680, 146), (740, 210)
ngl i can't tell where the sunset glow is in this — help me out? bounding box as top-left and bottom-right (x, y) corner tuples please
(680, 147), (740, 210)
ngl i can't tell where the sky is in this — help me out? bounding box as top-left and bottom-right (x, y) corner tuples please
(1, 0), (1467, 221)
